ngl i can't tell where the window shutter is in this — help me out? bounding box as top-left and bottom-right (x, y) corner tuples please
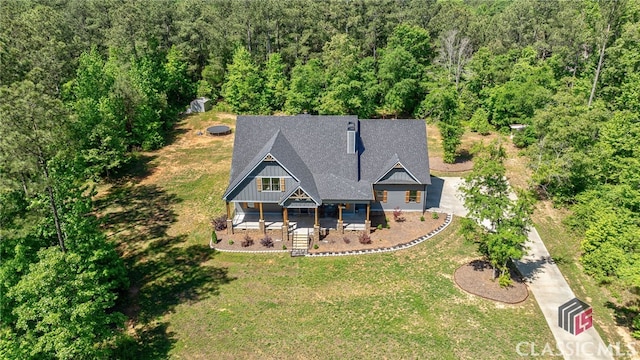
(345, 203), (350, 210)
(257, 177), (262, 192)
(383, 191), (387, 203)
(405, 191), (410, 203)
(416, 191), (422, 202)
(280, 178), (285, 192)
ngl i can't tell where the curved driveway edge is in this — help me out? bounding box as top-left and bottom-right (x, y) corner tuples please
(432, 176), (614, 360)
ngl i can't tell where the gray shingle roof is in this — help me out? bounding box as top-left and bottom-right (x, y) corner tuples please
(223, 115), (430, 203)
(359, 119), (431, 184)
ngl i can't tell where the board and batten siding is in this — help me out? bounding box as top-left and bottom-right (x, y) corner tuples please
(377, 168), (418, 184)
(371, 184), (426, 212)
(226, 161), (297, 202)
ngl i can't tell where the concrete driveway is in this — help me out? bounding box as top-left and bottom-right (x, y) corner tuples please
(429, 176), (614, 360)
(426, 176), (467, 216)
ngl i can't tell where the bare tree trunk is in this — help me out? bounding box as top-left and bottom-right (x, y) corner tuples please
(20, 173), (29, 197)
(43, 163), (65, 252)
(589, 24), (610, 107)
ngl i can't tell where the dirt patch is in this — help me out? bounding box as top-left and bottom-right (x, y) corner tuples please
(429, 156), (474, 173)
(454, 260), (528, 304)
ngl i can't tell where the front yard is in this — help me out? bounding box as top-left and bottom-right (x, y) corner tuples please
(99, 112), (557, 358)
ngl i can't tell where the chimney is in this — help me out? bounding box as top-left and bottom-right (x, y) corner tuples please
(347, 121), (356, 154)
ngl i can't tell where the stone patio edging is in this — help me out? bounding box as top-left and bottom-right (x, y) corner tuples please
(306, 213), (453, 257)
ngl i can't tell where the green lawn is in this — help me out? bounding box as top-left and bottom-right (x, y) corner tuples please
(100, 112), (556, 358)
(169, 219), (555, 359)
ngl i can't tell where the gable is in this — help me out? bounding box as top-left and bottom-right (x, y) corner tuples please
(224, 157), (298, 202)
(377, 167), (419, 184)
(281, 187), (319, 208)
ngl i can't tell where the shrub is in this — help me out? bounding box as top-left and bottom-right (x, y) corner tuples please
(358, 231), (372, 244)
(260, 235), (274, 248)
(432, 212), (439, 219)
(420, 216), (425, 222)
(241, 234), (254, 247)
(211, 230), (218, 244)
(386, 224), (390, 229)
(469, 108), (492, 135)
(343, 237), (351, 244)
(512, 126), (536, 148)
(228, 240), (234, 245)
(393, 207), (405, 222)
(376, 224), (383, 230)
(313, 244), (319, 249)
(282, 245), (287, 250)
(211, 215), (228, 231)
(498, 273), (512, 287)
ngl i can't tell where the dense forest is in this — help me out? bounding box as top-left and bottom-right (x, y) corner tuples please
(1, 0), (640, 357)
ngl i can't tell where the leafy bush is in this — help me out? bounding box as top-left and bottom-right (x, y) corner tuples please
(241, 234), (254, 247)
(498, 273), (512, 287)
(512, 126), (536, 148)
(386, 224), (390, 229)
(393, 207), (405, 222)
(211, 215), (228, 231)
(376, 224), (383, 230)
(432, 212), (439, 219)
(210, 230), (218, 244)
(282, 245), (287, 250)
(358, 231), (372, 244)
(343, 237), (351, 244)
(420, 216), (425, 221)
(228, 240), (234, 245)
(469, 108), (492, 135)
(260, 235), (274, 248)
(632, 315), (640, 339)
(313, 244), (319, 249)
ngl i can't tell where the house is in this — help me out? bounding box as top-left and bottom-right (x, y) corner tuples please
(222, 115), (430, 242)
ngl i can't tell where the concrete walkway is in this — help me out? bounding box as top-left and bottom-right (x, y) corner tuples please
(517, 228), (613, 359)
(430, 176), (613, 360)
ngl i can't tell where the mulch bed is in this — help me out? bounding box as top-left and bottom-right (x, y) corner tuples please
(454, 260), (529, 304)
(211, 211), (447, 253)
(429, 156), (474, 173)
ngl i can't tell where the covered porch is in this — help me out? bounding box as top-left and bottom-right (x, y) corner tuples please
(226, 202), (371, 237)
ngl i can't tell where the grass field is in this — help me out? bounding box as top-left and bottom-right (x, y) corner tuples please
(96, 112), (631, 358)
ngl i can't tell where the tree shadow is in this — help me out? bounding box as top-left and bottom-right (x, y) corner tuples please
(107, 153), (158, 184)
(98, 183), (234, 359)
(605, 294), (640, 334)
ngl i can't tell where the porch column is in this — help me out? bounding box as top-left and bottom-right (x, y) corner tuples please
(337, 204), (344, 234)
(258, 202), (265, 233)
(365, 203), (371, 233)
(282, 207), (289, 241)
(226, 202), (233, 234)
(313, 207), (320, 243)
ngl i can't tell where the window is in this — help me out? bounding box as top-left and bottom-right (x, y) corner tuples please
(259, 177), (281, 191)
(375, 190), (387, 203)
(405, 190), (421, 203)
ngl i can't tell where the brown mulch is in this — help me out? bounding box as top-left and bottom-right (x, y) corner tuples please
(429, 156), (474, 173)
(309, 211), (446, 253)
(211, 211), (447, 253)
(454, 260), (529, 304)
